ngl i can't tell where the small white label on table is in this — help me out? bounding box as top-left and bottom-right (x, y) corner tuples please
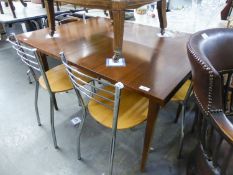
(201, 33), (208, 39)
(139, 85), (150, 92)
(71, 117), (81, 126)
(106, 58), (126, 67)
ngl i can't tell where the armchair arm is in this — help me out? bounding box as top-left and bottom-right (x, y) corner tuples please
(210, 112), (233, 145)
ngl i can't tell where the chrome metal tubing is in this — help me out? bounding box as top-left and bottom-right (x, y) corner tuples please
(75, 89), (87, 160)
(177, 81), (193, 158)
(72, 81), (113, 110)
(61, 53), (114, 87)
(174, 103), (182, 123)
(69, 75), (115, 101)
(50, 97), (58, 148)
(178, 104), (185, 158)
(108, 86), (121, 175)
(52, 93), (58, 111)
(27, 69), (32, 84)
(35, 81), (41, 126)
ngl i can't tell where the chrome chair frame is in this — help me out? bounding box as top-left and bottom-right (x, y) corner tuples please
(177, 82), (193, 158)
(60, 52), (123, 175)
(8, 34), (58, 148)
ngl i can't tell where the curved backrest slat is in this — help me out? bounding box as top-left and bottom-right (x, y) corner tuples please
(60, 52), (124, 127)
(8, 33), (54, 96)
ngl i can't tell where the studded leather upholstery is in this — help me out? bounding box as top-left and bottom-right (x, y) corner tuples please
(187, 28), (233, 175)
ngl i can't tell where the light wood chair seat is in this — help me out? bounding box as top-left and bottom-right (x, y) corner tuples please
(39, 64), (92, 93)
(39, 64), (73, 93)
(88, 86), (149, 130)
(171, 80), (192, 101)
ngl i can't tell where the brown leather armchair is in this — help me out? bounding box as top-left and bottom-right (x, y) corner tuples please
(187, 28), (233, 175)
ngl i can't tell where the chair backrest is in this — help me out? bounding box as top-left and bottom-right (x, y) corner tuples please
(7, 33), (53, 96)
(187, 28), (233, 175)
(60, 52), (124, 129)
(55, 13), (81, 25)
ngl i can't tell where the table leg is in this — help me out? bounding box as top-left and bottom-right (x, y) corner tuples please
(157, 0), (167, 35)
(112, 10), (125, 61)
(109, 10), (113, 20)
(141, 100), (160, 171)
(39, 53), (49, 71)
(8, 0), (16, 18)
(56, 1), (60, 11)
(0, 1), (4, 14)
(19, 0), (27, 7)
(41, 0), (45, 8)
(44, 0), (55, 36)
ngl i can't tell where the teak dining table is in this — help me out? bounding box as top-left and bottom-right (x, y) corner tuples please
(16, 17), (190, 171)
(43, 0), (167, 60)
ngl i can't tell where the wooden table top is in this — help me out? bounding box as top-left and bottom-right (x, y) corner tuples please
(17, 17), (191, 106)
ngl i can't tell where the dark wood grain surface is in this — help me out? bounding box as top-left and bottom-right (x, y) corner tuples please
(44, 0), (167, 60)
(17, 17), (190, 106)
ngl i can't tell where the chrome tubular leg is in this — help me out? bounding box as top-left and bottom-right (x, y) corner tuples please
(27, 69), (32, 84)
(191, 105), (199, 133)
(178, 104), (185, 158)
(108, 127), (117, 175)
(174, 102), (182, 123)
(35, 81), (41, 126)
(77, 96), (81, 106)
(77, 107), (87, 160)
(52, 93), (58, 111)
(50, 97), (58, 148)
(91, 80), (96, 93)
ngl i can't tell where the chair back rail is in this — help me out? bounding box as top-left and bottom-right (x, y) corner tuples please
(60, 52), (124, 174)
(8, 34), (53, 97)
(60, 52), (123, 123)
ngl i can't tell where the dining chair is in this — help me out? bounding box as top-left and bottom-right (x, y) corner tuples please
(187, 28), (233, 175)
(171, 79), (193, 158)
(60, 52), (149, 175)
(7, 34), (74, 149)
